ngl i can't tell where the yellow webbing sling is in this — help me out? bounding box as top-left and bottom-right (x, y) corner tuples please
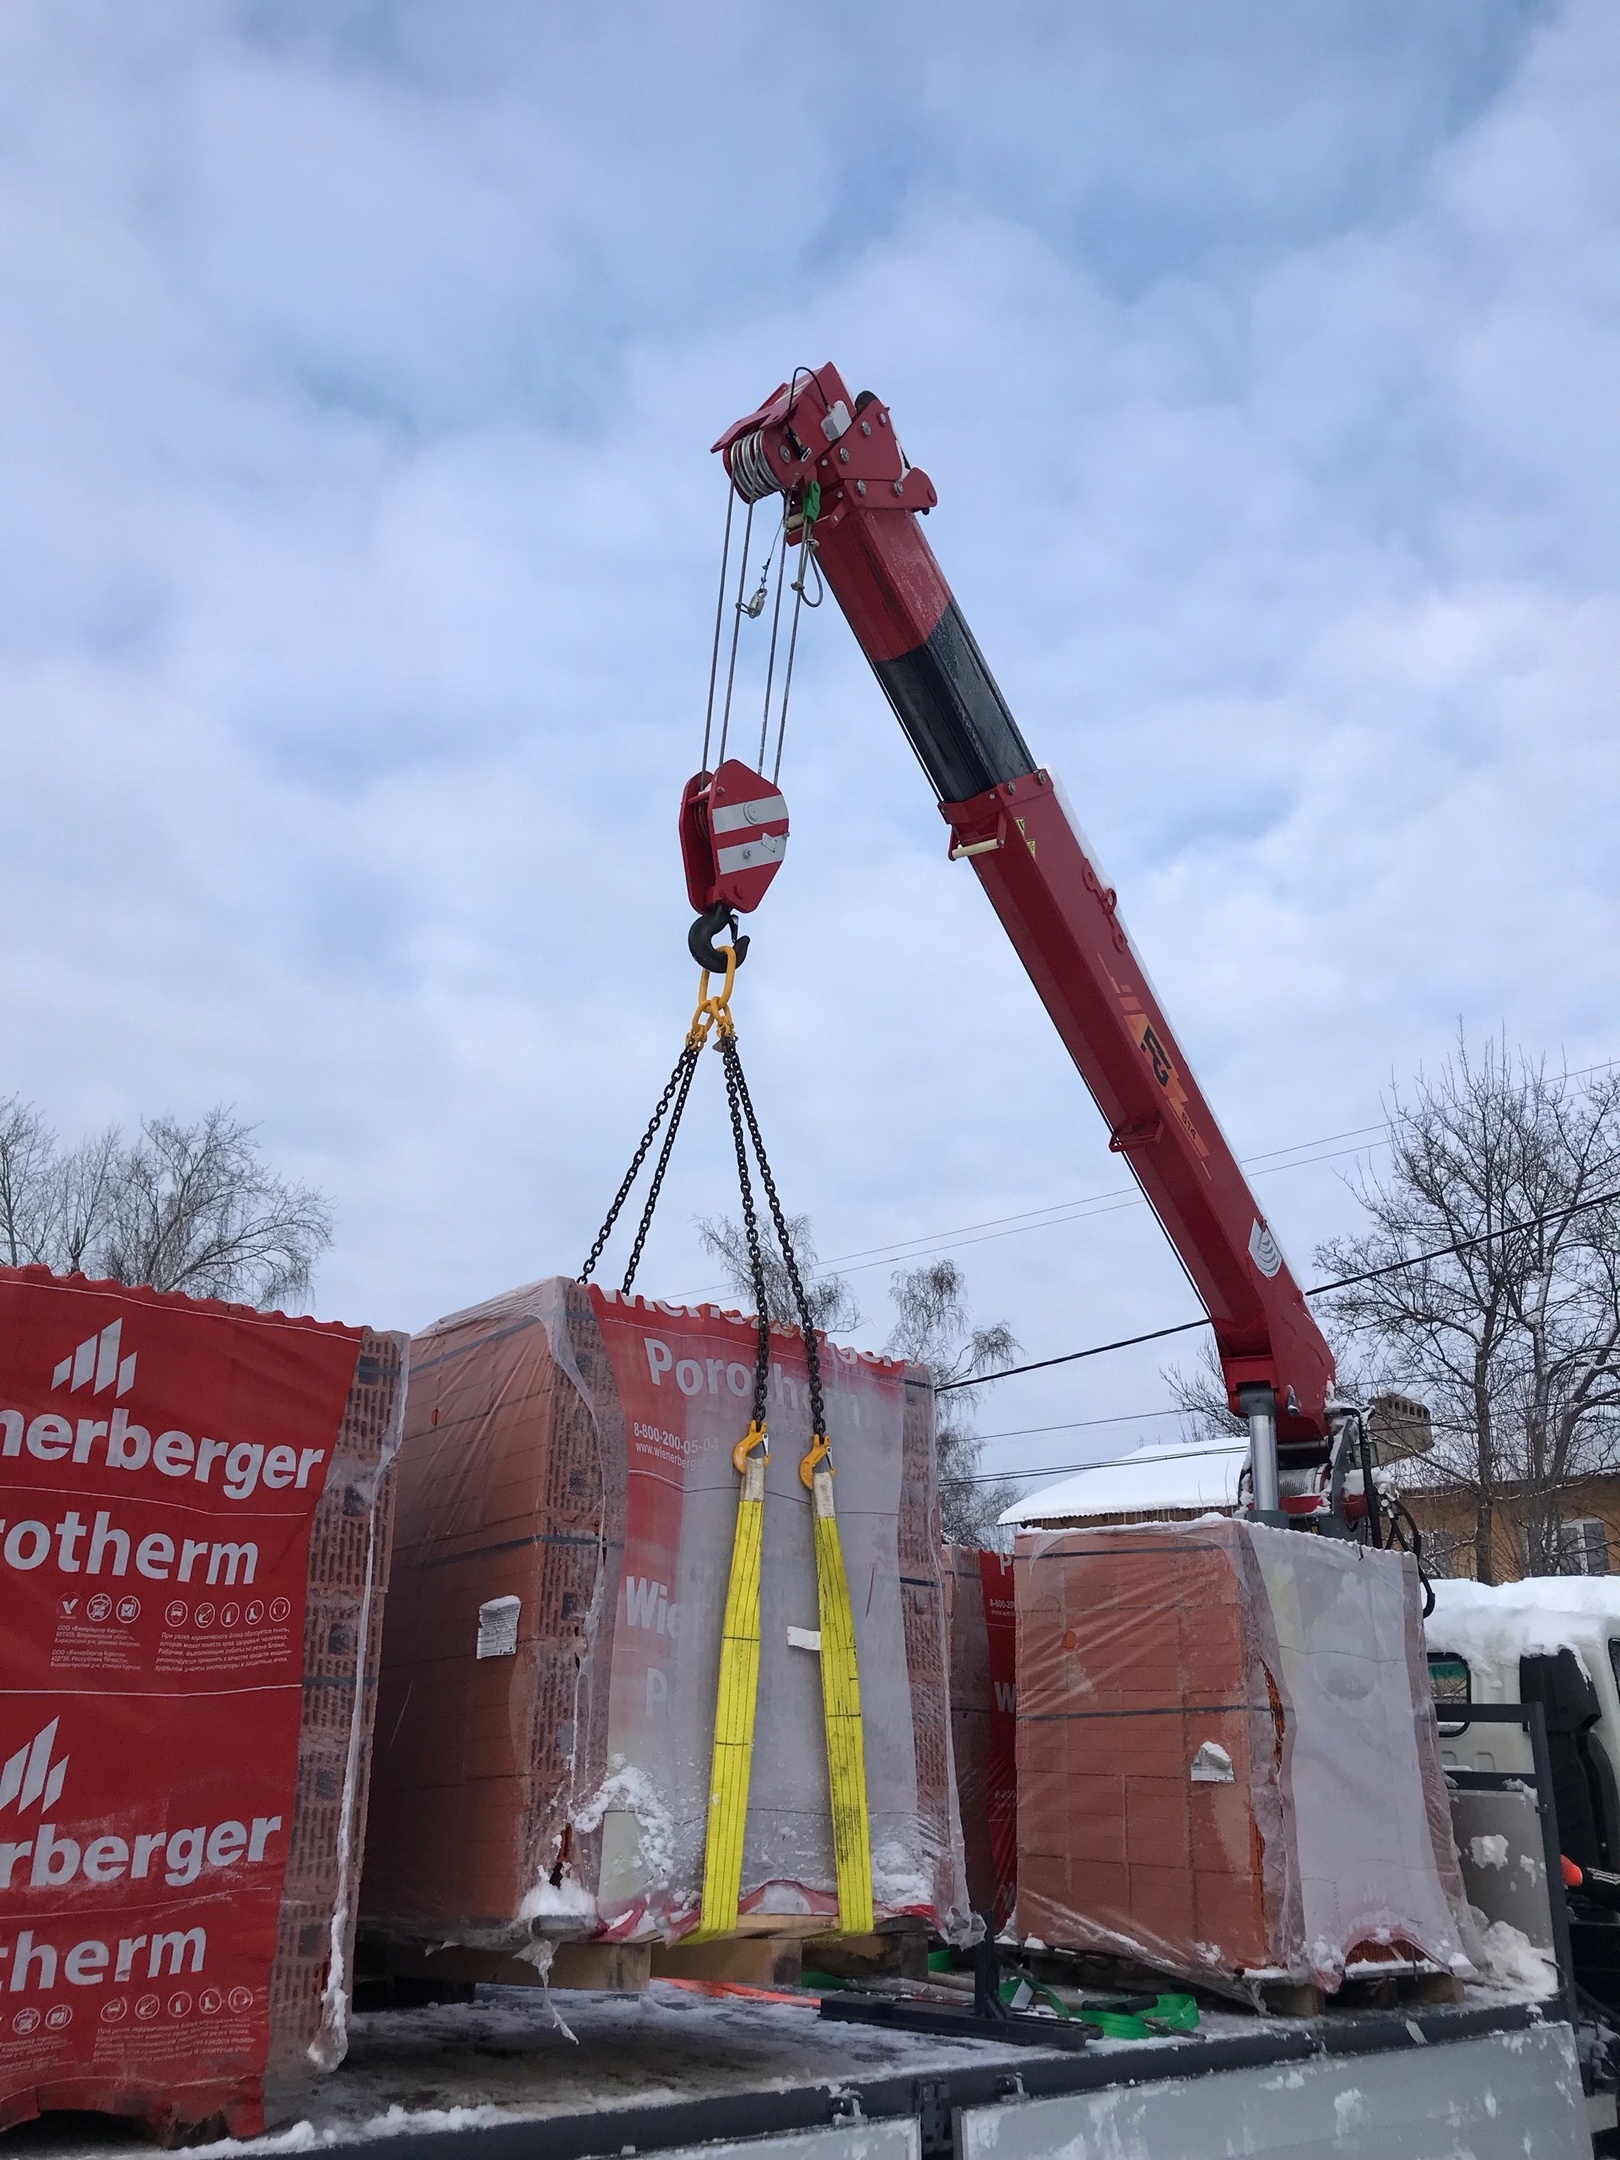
(687, 959), (873, 1940)
(695, 1419), (875, 1940)
(693, 1422), (767, 1939)
(586, 950), (871, 1940)
(803, 1436), (874, 1935)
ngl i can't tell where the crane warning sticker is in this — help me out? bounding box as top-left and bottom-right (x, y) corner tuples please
(0, 1271), (361, 2130)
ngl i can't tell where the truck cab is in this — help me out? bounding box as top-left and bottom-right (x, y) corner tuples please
(1427, 1577), (1620, 2014)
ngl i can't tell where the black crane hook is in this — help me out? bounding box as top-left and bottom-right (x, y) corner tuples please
(688, 901), (750, 973)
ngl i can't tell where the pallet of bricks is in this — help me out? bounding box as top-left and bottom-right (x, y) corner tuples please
(358, 1278), (970, 1995)
(1012, 1518), (1477, 2012)
(942, 1545), (1018, 1937)
(0, 1266), (406, 2138)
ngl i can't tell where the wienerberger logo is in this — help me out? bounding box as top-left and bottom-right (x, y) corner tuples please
(0, 1716), (287, 2003)
(0, 1719), (68, 1818)
(1, 1322), (333, 1592)
(3, 1323), (329, 1506)
(52, 1319), (136, 1401)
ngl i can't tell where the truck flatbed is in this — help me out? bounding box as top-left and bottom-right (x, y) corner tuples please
(0, 1980), (1594, 2160)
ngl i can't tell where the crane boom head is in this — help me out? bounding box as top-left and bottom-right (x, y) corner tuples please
(714, 364), (937, 533)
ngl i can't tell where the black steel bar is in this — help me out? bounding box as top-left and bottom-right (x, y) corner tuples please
(819, 1994), (1090, 2049)
(1435, 1700), (1579, 2026)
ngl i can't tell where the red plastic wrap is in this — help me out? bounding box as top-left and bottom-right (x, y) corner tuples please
(1014, 1520), (1472, 1996)
(943, 1547), (1017, 1931)
(0, 1267), (405, 2138)
(361, 1280), (969, 1951)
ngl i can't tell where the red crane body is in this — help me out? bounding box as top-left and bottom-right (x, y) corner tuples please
(710, 364), (1337, 1470)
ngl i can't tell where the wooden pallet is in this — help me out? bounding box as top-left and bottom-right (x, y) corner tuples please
(358, 1922), (930, 2003)
(359, 1939), (654, 2002)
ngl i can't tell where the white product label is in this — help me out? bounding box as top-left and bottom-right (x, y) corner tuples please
(476, 1595), (521, 1660)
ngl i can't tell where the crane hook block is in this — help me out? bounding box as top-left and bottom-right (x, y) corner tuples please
(679, 759), (790, 916)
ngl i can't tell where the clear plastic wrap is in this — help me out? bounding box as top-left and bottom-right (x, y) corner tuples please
(1014, 1519), (1473, 1994)
(360, 1280), (969, 1951)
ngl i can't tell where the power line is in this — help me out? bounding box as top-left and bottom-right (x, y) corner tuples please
(677, 1060), (1620, 1299)
(937, 1315), (1211, 1391)
(830, 1138), (1387, 1280)
(938, 1182), (1620, 1393)
(1308, 1183), (1620, 1296)
(972, 1406), (1183, 1444)
(941, 1436), (1246, 1488)
(672, 1119), (1393, 1300)
(816, 1122), (1389, 1272)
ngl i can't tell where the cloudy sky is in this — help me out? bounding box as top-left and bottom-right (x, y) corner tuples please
(2, 1), (1616, 1491)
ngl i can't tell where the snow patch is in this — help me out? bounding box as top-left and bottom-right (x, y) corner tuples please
(175, 2102), (524, 2158)
(1469, 1833), (1510, 1870)
(517, 1873), (598, 1926)
(871, 1839), (932, 1911)
(1473, 1917), (1559, 1996)
(1428, 1577), (1616, 1681)
(572, 1757), (675, 1888)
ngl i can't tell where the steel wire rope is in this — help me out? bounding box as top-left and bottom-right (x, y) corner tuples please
(757, 516), (790, 772)
(771, 525), (821, 786)
(942, 1439), (1249, 1488)
(715, 498), (757, 768)
(700, 488), (737, 773)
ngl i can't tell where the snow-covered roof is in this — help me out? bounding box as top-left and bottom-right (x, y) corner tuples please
(1428, 1575), (1620, 1671)
(1000, 1437), (1247, 1526)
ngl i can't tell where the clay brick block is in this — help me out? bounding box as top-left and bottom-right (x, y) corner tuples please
(1114, 1698), (1188, 1777)
(1181, 1612), (1246, 1699)
(1194, 1870), (1268, 1965)
(1127, 1862), (1196, 1948)
(1063, 1716), (1117, 1777)
(1019, 1768), (1072, 1838)
(1066, 1860), (1130, 1925)
(1125, 1777), (1191, 1869)
(1062, 1775), (1128, 1865)
(1018, 1850), (1072, 1919)
(1190, 1772), (1254, 1873)
(1012, 1519), (1464, 1994)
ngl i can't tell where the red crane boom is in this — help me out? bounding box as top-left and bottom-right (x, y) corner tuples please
(710, 363), (1339, 1512)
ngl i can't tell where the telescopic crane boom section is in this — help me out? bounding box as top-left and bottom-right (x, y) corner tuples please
(713, 363), (1337, 1488)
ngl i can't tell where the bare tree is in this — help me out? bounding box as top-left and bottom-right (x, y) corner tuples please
(696, 1211), (863, 1334)
(1314, 1037), (1620, 1581)
(695, 1220), (1020, 1546)
(0, 1098), (63, 1267)
(886, 1259), (1020, 1548)
(0, 1097), (333, 1310)
(1163, 1337), (1245, 1443)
